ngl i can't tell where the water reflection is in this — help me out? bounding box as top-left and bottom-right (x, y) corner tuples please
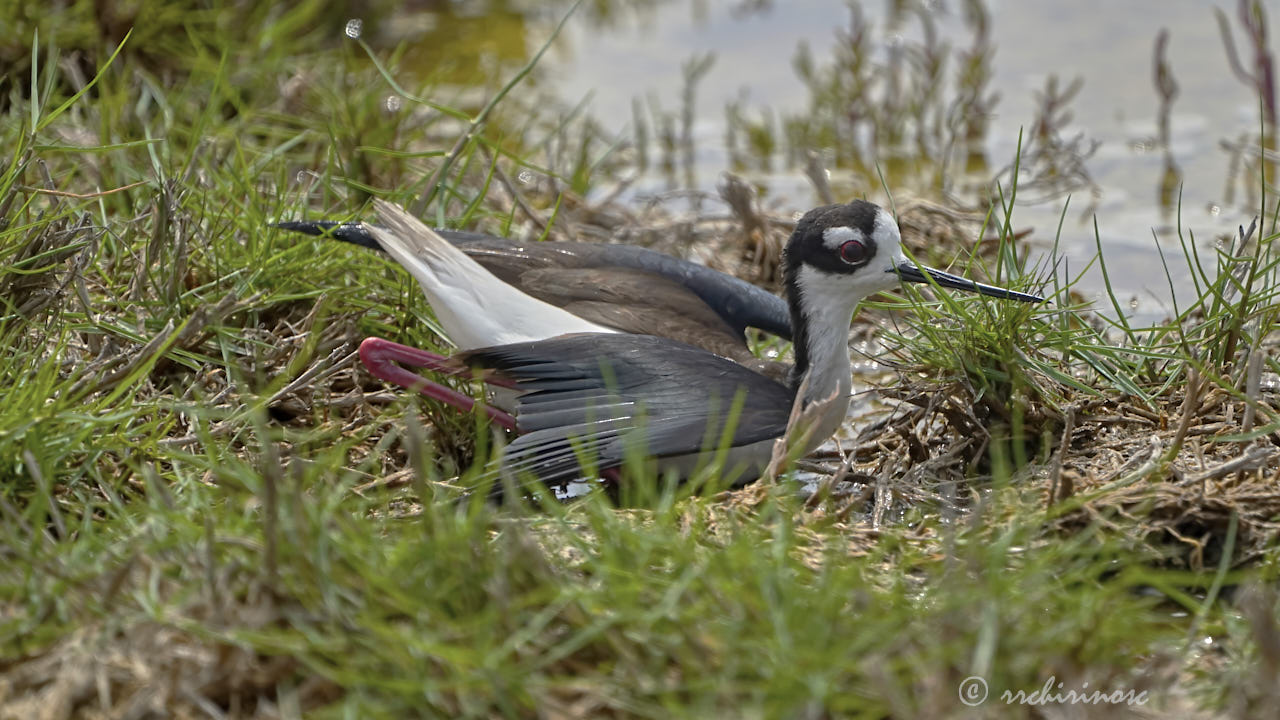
(1152, 29), (1182, 223)
(1216, 0), (1276, 129)
(376, 0), (1090, 204)
(392, 2), (538, 89)
(1213, 0), (1276, 224)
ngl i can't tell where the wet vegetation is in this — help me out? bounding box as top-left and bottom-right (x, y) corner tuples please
(2, 0), (1280, 717)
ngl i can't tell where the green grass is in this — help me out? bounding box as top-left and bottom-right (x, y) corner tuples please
(2, 4), (1279, 718)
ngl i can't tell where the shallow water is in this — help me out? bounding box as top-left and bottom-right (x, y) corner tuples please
(385, 0), (1276, 323)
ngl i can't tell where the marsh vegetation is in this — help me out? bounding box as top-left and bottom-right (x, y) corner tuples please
(2, 1), (1279, 717)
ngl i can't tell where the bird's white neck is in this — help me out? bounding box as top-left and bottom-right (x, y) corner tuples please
(786, 265), (862, 450)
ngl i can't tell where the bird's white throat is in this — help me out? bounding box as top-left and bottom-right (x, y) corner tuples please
(789, 264), (871, 446)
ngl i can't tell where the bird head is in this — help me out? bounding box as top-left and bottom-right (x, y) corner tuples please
(782, 200), (1044, 310)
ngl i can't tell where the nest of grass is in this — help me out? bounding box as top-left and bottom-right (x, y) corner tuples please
(720, 367), (1280, 571)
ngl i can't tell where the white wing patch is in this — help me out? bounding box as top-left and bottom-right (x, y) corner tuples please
(368, 200), (617, 349)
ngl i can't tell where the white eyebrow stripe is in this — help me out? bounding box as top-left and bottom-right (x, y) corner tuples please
(872, 208), (899, 245)
(822, 225), (860, 250)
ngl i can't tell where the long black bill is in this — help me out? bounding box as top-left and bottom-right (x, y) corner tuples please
(892, 262), (1045, 303)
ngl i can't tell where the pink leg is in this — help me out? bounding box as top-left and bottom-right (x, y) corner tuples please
(359, 337), (517, 431)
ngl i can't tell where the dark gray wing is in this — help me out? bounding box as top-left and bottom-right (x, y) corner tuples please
(459, 334), (796, 486)
(278, 220), (793, 343)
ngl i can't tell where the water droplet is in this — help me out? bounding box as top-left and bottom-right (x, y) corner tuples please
(384, 95), (402, 112)
(344, 18), (363, 39)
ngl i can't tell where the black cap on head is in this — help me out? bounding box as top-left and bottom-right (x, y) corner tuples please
(782, 200), (886, 280)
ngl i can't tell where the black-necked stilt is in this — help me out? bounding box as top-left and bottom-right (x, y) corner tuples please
(284, 200), (1042, 486)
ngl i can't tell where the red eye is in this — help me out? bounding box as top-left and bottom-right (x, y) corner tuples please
(840, 239), (868, 264)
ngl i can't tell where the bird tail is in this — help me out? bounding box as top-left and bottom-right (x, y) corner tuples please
(366, 200), (494, 284)
(273, 220), (381, 249)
